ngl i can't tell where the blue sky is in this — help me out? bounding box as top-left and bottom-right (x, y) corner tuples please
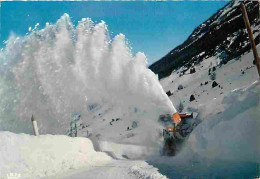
(0, 1), (228, 64)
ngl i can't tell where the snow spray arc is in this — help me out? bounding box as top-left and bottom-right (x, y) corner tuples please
(0, 13), (176, 134)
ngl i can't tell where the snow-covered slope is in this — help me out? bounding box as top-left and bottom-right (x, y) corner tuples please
(160, 45), (260, 121)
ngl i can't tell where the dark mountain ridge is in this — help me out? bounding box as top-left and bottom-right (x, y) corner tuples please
(149, 1), (259, 79)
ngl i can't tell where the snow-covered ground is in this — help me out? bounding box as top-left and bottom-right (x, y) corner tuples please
(53, 160), (167, 179)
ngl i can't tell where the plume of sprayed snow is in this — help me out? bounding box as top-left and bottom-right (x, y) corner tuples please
(0, 14), (176, 134)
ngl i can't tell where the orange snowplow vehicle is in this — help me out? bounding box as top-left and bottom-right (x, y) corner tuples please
(159, 112), (197, 156)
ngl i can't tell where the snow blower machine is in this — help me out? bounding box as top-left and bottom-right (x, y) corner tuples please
(159, 112), (198, 156)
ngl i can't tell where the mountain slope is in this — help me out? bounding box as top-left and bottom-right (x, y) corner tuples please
(149, 1), (259, 79)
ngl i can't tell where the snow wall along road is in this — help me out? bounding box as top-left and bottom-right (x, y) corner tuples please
(0, 131), (112, 178)
(0, 14), (176, 135)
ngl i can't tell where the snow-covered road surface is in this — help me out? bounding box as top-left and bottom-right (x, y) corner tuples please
(52, 160), (167, 179)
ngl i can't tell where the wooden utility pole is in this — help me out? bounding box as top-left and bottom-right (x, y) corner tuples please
(240, 3), (260, 77)
(259, 0), (260, 22)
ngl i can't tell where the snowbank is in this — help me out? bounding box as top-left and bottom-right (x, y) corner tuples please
(0, 132), (111, 179)
(185, 80), (260, 162)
